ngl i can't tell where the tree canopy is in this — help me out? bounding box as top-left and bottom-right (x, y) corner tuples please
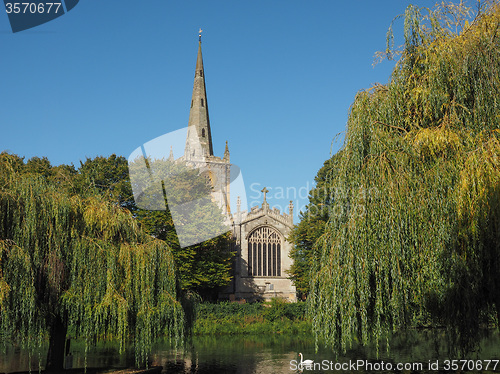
(129, 157), (234, 299)
(0, 152), (235, 298)
(308, 1), (500, 355)
(0, 155), (185, 370)
(288, 156), (334, 298)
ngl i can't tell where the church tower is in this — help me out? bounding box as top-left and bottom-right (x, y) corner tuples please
(181, 33), (296, 302)
(183, 32), (231, 214)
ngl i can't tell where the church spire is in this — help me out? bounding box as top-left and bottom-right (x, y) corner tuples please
(185, 32), (213, 159)
(168, 145), (174, 161)
(223, 140), (230, 161)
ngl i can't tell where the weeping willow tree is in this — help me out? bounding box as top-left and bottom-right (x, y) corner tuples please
(308, 1), (500, 355)
(0, 157), (184, 371)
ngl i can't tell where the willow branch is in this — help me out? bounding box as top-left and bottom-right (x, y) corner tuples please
(372, 121), (408, 134)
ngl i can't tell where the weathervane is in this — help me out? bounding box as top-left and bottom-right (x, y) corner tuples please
(199, 28), (203, 42)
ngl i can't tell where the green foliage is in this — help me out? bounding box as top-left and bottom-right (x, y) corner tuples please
(288, 157), (335, 298)
(0, 152), (78, 195)
(193, 301), (309, 335)
(171, 233), (234, 299)
(76, 154), (134, 209)
(25, 156), (53, 178)
(263, 298), (307, 321)
(129, 157), (234, 299)
(0, 152), (235, 302)
(196, 301), (263, 319)
(0, 170), (184, 369)
(309, 2), (500, 355)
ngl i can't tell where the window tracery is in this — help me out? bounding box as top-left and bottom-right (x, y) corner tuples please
(248, 226), (281, 277)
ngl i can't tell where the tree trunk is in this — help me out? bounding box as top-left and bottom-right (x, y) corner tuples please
(45, 314), (68, 372)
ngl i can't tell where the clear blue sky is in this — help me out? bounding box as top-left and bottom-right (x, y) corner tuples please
(1, 0), (444, 219)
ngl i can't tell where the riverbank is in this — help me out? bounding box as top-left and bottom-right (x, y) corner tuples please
(192, 300), (311, 335)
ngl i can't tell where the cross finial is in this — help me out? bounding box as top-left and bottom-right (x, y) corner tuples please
(261, 187), (269, 202)
(198, 28), (203, 42)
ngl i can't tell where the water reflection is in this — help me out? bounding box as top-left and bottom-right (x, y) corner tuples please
(2, 331), (500, 373)
(152, 332), (500, 373)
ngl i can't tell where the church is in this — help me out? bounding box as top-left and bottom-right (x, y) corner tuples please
(182, 35), (296, 302)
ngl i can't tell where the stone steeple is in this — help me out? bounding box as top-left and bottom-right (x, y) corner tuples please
(185, 37), (213, 159)
(223, 140), (230, 161)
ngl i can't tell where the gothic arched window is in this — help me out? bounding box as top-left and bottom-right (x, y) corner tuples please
(247, 226), (281, 277)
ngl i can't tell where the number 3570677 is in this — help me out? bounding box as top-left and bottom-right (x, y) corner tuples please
(5, 3), (62, 14)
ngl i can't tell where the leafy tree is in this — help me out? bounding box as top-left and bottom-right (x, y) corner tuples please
(308, 2), (500, 355)
(288, 156), (336, 298)
(0, 168), (184, 370)
(25, 156), (52, 178)
(0, 152), (25, 187)
(0, 152), (78, 194)
(173, 233), (234, 300)
(136, 207), (234, 300)
(49, 163), (78, 194)
(0, 151), (234, 311)
(76, 154), (134, 210)
(129, 157), (234, 300)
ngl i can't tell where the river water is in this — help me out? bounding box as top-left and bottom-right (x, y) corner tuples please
(2, 331), (500, 373)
